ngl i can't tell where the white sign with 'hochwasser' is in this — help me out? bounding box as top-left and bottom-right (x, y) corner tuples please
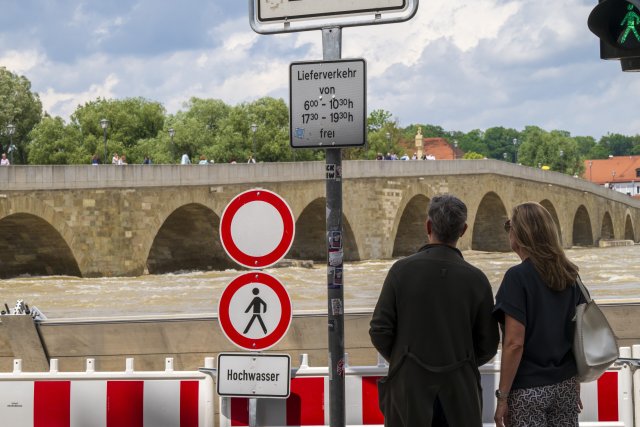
(217, 353), (291, 398)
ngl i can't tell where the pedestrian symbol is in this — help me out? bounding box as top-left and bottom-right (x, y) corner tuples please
(218, 272), (292, 351)
(619, 3), (640, 44)
(243, 288), (268, 334)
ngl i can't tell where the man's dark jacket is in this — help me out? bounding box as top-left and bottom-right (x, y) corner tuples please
(369, 244), (499, 426)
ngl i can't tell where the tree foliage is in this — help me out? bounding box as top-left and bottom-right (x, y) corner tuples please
(7, 67), (640, 176)
(0, 67), (43, 163)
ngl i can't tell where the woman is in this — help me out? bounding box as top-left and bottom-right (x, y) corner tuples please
(494, 202), (583, 427)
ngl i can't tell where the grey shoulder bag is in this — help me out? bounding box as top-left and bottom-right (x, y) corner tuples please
(573, 276), (619, 383)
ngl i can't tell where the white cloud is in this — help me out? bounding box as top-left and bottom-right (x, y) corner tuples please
(2, 0), (637, 139)
(0, 50), (46, 75)
(40, 73), (119, 119)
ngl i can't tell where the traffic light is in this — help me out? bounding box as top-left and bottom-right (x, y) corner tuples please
(588, 0), (640, 66)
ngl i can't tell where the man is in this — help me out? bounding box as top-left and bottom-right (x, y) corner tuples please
(370, 194), (499, 426)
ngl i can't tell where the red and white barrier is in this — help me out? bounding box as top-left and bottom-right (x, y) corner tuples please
(0, 350), (632, 427)
(220, 350), (633, 427)
(0, 357), (215, 427)
(219, 355), (385, 427)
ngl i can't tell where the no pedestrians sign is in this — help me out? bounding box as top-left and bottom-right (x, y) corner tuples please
(219, 189), (295, 269)
(218, 272), (292, 351)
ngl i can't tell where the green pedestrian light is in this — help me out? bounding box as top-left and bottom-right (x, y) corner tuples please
(588, 0), (640, 69)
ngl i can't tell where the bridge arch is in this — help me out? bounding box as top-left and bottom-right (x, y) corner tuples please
(0, 213), (81, 278)
(540, 199), (562, 244)
(600, 212), (615, 241)
(289, 197), (360, 261)
(572, 205), (593, 246)
(146, 203), (234, 274)
(392, 194), (429, 257)
(471, 192), (510, 252)
(625, 213), (636, 241)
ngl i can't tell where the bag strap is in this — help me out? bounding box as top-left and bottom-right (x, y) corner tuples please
(576, 275), (592, 304)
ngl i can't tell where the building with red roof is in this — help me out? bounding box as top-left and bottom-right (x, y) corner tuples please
(583, 155), (640, 199)
(421, 137), (464, 160)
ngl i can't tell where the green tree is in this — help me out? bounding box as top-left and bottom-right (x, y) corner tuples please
(518, 127), (583, 175)
(598, 133), (637, 156)
(361, 111), (402, 159)
(483, 126), (520, 161)
(0, 67), (43, 164)
(70, 97), (165, 164)
(367, 109), (393, 133)
(457, 129), (487, 156)
(28, 116), (87, 164)
(574, 136), (597, 157)
(463, 151), (486, 159)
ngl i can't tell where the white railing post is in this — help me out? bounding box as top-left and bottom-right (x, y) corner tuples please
(125, 358), (134, 374)
(204, 357), (215, 427)
(299, 353), (309, 369)
(618, 347), (633, 427)
(50, 359), (59, 374)
(633, 345), (640, 427)
(86, 358), (95, 373)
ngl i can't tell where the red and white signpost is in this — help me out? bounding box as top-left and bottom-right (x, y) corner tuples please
(213, 189), (295, 402)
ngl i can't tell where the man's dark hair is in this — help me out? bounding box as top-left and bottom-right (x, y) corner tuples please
(428, 194), (467, 244)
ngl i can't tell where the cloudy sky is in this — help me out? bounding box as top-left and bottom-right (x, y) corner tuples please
(0, 0), (636, 139)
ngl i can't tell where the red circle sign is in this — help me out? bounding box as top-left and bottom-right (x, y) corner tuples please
(220, 189), (295, 269)
(218, 272), (292, 351)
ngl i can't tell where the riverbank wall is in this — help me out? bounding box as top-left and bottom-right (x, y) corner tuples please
(1, 303), (638, 373)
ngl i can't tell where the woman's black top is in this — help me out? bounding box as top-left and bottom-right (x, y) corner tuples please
(494, 258), (582, 389)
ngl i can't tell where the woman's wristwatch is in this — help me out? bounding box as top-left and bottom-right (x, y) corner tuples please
(495, 389), (509, 401)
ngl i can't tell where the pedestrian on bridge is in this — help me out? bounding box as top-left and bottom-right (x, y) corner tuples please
(370, 194), (499, 426)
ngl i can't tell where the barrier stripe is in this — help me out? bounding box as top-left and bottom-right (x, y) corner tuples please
(181, 381), (199, 427)
(597, 372), (618, 421)
(107, 381), (144, 427)
(361, 376), (383, 424)
(221, 368), (626, 426)
(144, 380), (179, 427)
(71, 380), (106, 427)
(287, 377), (325, 425)
(230, 397), (249, 426)
(34, 381), (70, 427)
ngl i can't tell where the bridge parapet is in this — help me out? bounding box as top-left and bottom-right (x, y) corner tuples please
(1, 161), (639, 209)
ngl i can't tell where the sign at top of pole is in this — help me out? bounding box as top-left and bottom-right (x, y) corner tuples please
(249, 0), (419, 34)
(220, 189), (295, 269)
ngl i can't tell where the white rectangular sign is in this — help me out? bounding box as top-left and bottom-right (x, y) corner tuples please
(258, 0), (407, 22)
(290, 59), (366, 148)
(217, 353), (291, 398)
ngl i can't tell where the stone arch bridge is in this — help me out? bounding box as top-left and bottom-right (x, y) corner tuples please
(0, 160), (638, 278)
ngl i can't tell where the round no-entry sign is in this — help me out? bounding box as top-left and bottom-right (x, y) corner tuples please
(218, 272), (292, 351)
(220, 189), (295, 269)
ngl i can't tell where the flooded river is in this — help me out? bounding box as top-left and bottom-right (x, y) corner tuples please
(0, 245), (638, 319)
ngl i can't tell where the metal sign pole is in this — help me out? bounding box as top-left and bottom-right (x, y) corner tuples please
(322, 26), (346, 427)
(249, 398), (257, 427)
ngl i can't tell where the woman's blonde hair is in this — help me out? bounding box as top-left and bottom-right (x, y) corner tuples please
(510, 202), (578, 291)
